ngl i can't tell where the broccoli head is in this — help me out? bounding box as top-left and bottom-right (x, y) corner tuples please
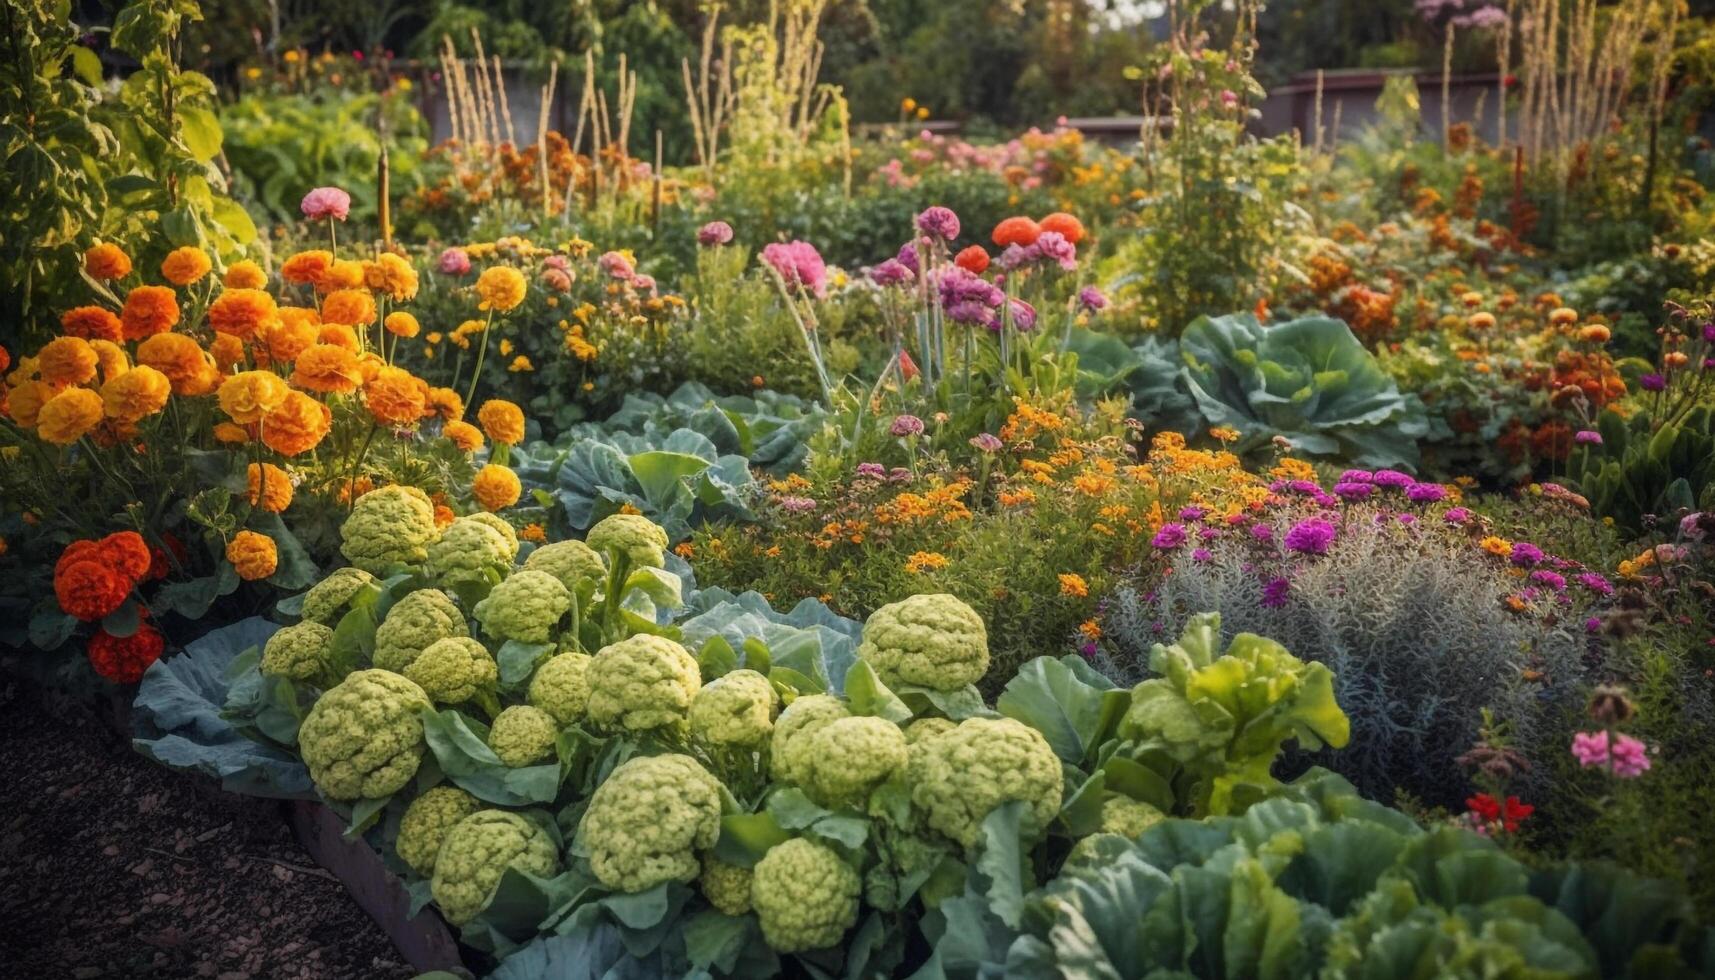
(769, 694), (850, 786)
(340, 484), (440, 573)
(488, 704), (559, 767)
(373, 589), (468, 673)
(402, 636), (497, 705)
(855, 593), (990, 691)
(527, 652), (593, 725)
(803, 716), (909, 808)
(298, 669), (431, 801)
(700, 853), (753, 916)
(908, 716), (1062, 849)
(395, 785), (480, 877)
(430, 809), (561, 925)
(261, 620), (338, 687)
(585, 513), (669, 569)
(522, 539), (606, 593)
(750, 838), (860, 953)
(578, 754), (722, 893)
(299, 567), (378, 625)
(585, 635), (701, 733)
(689, 669), (778, 750)
(425, 517), (514, 587)
(471, 570), (570, 644)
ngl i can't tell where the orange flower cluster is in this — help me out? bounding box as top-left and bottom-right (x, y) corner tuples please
(54, 532), (153, 621)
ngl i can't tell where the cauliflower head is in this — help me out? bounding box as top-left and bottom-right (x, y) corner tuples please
(340, 484), (440, 573)
(804, 716), (909, 807)
(430, 809), (561, 925)
(426, 517), (513, 586)
(1098, 795), (1164, 839)
(855, 593), (989, 691)
(298, 669), (432, 800)
(689, 669), (778, 750)
(373, 589), (468, 673)
(908, 717), (1063, 849)
(585, 513), (669, 569)
(522, 539), (605, 592)
(488, 705), (559, 767)
(578, 754), (722, 893)
(750, 838), (860, 953)
(585, 635), (701, 733)
(463, 511), (520, 559)
(396, 785), (480, 876)
(769, 694), (850, 786)
(700, 853), (753, 916)
(300, 566), (378, 625)
(904, 717), (957, 745)
(472, 570), (570, 644)
(403, 636), (497, 705)
(261, 621), (337, 686)
(527, 652), (593, 725)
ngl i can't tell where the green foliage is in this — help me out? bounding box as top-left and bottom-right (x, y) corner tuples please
(1569, 405), (1715, 534)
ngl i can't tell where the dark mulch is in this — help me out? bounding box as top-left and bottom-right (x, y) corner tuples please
(0, 678), (416, 980)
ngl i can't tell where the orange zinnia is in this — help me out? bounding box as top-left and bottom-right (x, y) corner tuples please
(1038, 212), (1085, 244)
(992, 216), (1041, 248)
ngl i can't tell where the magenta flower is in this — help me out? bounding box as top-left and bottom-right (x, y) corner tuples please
(895, 240), (921, 274)
(1250, 523), (1274, 542)
(1405, 483), (1446, 503)
(1192, 548), (1213, 562)
(598, 250), (635, 281)
(889, 414), (925, 437)
(1260, 577), (1291, 608)
(1078, 286), (1107, 312)
(1032, 230), (1078, 272)
(697, 220), (734, 246)
(1152, 524), (1188, 549)
(969, 433), (1002, 453)
(915, 206), (961, 241)
(1284, 518), (1337, 555)
(1004, 299), (1038, 332)
(1509, 542), (1545, 566)
(1678, 513), (1706, 542)
(438, 247), (471, 276)
(1529, 570), (1567, 591)
(1372, 469), (1414, 488)
(1575, 572), (1614, 595)
(1640, 373), (1666, 391)
(761, 240), (828, 297)
(1178, 506), (1205, 521)
(1609, 735), (1651, 777)
(1574, 430), (1603, 445)
(300, 186), (351, 221)
(1338, 469), (1374, 484)
(855, 462), (887, 480)
(869, 259), (914, 288)
(1443, 507), (1472, 524)
(1334, 482), (1374, 501)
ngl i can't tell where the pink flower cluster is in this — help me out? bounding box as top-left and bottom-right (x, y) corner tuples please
(1571, 731), (1651, 778)
(300, 186), (351, 222)
(761, 240), (828, 298)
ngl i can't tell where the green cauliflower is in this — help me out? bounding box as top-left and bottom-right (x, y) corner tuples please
(689, 669), (778, 750)
(527, 652), (593, 725)
(908, 716), (1063, 849)
(261, 621), (338, 687)
(522, 539), (605, 592)
(430, 809), (561, 925)
(585, 635), (701, 733)
(904, 717), (957, 745)
(769, 694), (850, 785)
(750, 838), (860, 953)
(299, 567), (378, 625)
(463, 511), (520, 560)
(700, 853), (753, 916)
(472, 570), (570, 644)
(425, 517), (514, 587)
(340, 484), (440, 573)
(855, 593), (989, 691)
(373, 589), (468, 673)
(578, 754), (722, 893)
(804, 716), (908, 807)
(402, 636), (497, 705)
(488, 705), (559, 767)
(1098, 795), (1165, 838)
(395, 785), (481, 876)
(585, 513), (669, 569)
(298, 669), (431, 801)
(1063, 831), (1130, 871)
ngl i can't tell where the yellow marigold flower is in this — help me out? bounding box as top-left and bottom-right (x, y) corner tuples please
(261, 313), (319, 363)
(161, 246), (212, 286)
(508, 355), (533, 372)
(320, 288), (377, 327)
(498, 339), (514, 357)
(1079, 620), (1102, 642)
(260, 390), (331, 456)
(224, 260), (268, 290)
(101, 365), (170, 422)
(1072, 472), (1116, 497)
(442, 419), (484, 452)
(61, 306), (123, 342)
(674, 541), (696, 559)
(475, 265), (527, 312)
(37, 387), (105, 444)
(213, 422), (250, 444)
(209, 288), (279, 339)
(1549, 307), (1579, 327)
(1479, 536), (1513, 558)
(226, 530), (278, 581)
(355, 351), (384, 384)
(477, 399), (525, 445)
(210, 332), (246, 372)
(1209, 426), (1240, 442)
(1467, 312), (1497, 330)
(998, 487), (1037, 507)
(85, 242), (132, 280)
(135, 333), (212, 394)
(324, 259), (366, 291)
(89, 340), (129, 383)
(363, 366), (426, 427)
(246, 462), (294, 513)
(7, 380), (53, 427)
(218, 370), (290, 424)
(37, 337), (99, 386)
(316, 323), (360, 352)
(290, 344), (363, 393)
(904, 551), (950, 573)
(384, 311), (420, 338)
(519, 523), (546, 543)
(281, 250), (333, 287)
(120, 285), (180, 339)
(426, 387), (464, 421)
(1577, 324), (1611, 344)
(471, 463), (521, 512)
(363, 252), (419, 301)
(1058, 573), (1089, 598)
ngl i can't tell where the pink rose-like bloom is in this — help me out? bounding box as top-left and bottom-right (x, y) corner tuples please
(1681, 513), (1707, 542)
(1078, 286), (1107, 312)
(969, 433), (1002, 453)
(869, 259), (914, 288)
(438, 247), (471, 275)
(631, 274), (657, 293)
(889, 414), (925, 437)
(1570, 731), (1609, 768)
(543, 254), (570, 271)
(855, 462), (887, 480)
(1443, 507), (1472, 524)
(915, 205), (961, 241)
(1609, 734), (1651, 777)
(761, 240), (828, 298)
(777, 495), (818, 514)
(540, 268), (572, 292)
(300, 186), (352, 221)
(598, 251), (635, 281)
(697, 220), (734, 246)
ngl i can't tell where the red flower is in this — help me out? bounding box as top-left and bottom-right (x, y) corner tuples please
(1038, 212), (1086, 244)
(54, 559), (131, 622)
(899, 349), (920, 382)
(147, 532), (187, 581)
(992, 216), (1041, 248)
(99, 531), (153, 583)
(87, 620), (165, 684)
(954, 245), (990, 274)
(1467, 793), (1534, 832)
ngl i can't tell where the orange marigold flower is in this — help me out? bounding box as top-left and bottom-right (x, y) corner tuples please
(520, 523), (546, 543)
(37, 387), (105, 444)
(218, 370), (290, 424)
(1038, 211), (1085, 244)
(426, 387), (464, 421)
(1577, 324), (1611, 344)
(321, 288), (377, 327)
(210, 332), (247, 372)
(246, 462), (294, 512)
(262, 309), (321, 362)
(7, 380), (54, 427)
(475, 265), (528, 312)
(99, 531), (153, 583)
(324, 259), (366, 291)
(384, 311), (420, 338)
(1058, 573), (1089, 598)
(1479, 536), (1513, 558)
(61, 306), (124, 342)
(364, 253), (420, 301)
(443, 419), (484, 452)
(89, 339), (129, 382)
(87, 620), (164, 683)
(55, 558), (131, 621)
(1078, 620), (1102, 642)
(260, 390), (331, 456)
(992, 216), (1041, 248)
(316, 323), (361, 352)
(161, 246), (212, 286)
(136, 333), (212, 394)
(84, 242), (132, 280)
(904, 551), (950, 574)
(37, 336), (99, 386)
(120, 285), (180, 339)
(1549, 307), (1579, 327)
(355, 351), (385, 385)
(477, 399), (525, 445)
(226, 530), (278, 581)
(432, 503), (456, 528)
(471, 463), (521, 511)
(280, 250), (333, 287)
(224, 260), (268, 290)
(101, 365), (171, 422)
(363, 366), (426, 427)
(290, 343), (363, 393)
(1467, 312), (1497, 330)
(209, 288), (279, 339)
(213, 422), (250, 444)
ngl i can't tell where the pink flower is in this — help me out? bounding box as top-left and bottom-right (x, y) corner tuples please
(598, 251), (635, 281)
(631, 274), (657, 293)
(438, 247), (471, 275)
(761, 240), (828, 297)
(915, 205), (961, 241)
(300, 186), (351, 221)
(1609, 734), (1651, 777)
(1571, 731), (1609, 767)
(697, 221), (734, 246)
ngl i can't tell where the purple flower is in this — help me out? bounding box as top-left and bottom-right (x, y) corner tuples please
(996, 244), (1031, 271)
(889, 414), (925, 437)
(1152, 523), (1188, 549)
(1334, 482), (1375, 501)
(1509, 542), (1545, 566)
(969, 433), (1003, 453)
(1680, 512), (1707, 542)
(869, 259), (915, 287)
(1373, 469), (1414, 488)
(1574, 429), (1603, 445)
(761, 240), (828, 297)
(915, 205), (961, 241)
(1443, 507), (1472, 524)
(1585, 616), (1603, 633)
(1575, 572), (1614, 595)
(1704, 322), (1715, 342)
(697, 220), (734, 246)
(1079, 642), (1098, 659)
(1284, 518), (1337, 555)
(855, 462), (887, 480)
(300, 186), (351, 221)
(1199, 526), (1221, 541)
(936, 266), (1003, 325)
(889, 467), (913, 483)
(1339, 469), (1374, 484)
(1003, 298), (1038, 332)
(1530, 570), (1567, 591)
(598, 250), (635, 281)
(895, 240), (921, 274)
(1178, 506), (1205, 521)
(1078, 286), (1107, 312)
(1405, 483), (1447, 503)
(1250, 523), (1274, 542)
(438, 247), (471, 276)
(1397, 513), (1417, 526)
(1260, 577), (1291, 608)
(1287, 479), (1321, 495)
(1640, 373), (1666, 392)
(1033, 230), (1078, 272)
(1192, 548), (1213, 562)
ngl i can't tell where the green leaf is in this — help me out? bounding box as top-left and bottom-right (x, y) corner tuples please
(698, 635), (739, 681)
(498, 640), (555, 690)
(420, 707), (561, 805)
(68, 46), (103, 86)
(29, 605), (80, 651)
(101, 600), (142, 639)
(999, 656), (1128, 767)
(974, 802), (1029, 928)
(767, 787), (832, 830)
(842, 661), (913, 724)
(714, 811), (792, 867)
(177, 105), (222, 161)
